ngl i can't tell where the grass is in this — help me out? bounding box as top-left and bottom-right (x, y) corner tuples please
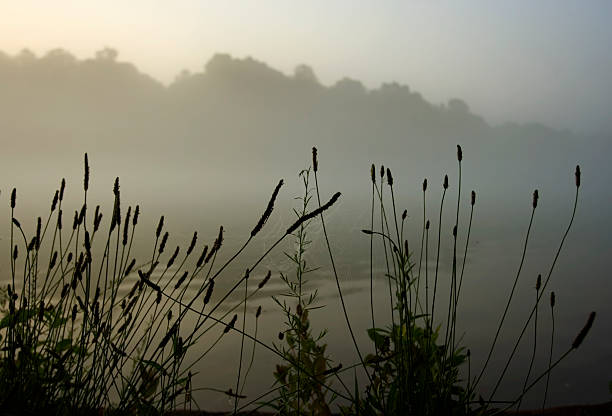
(0, 149), (597, 415)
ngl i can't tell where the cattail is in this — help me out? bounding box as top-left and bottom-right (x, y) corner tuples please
(196, 245), (209, 268)
(575, 165), (581, 188)
(167, 246), (180, 268)
(443, 175), (449, 189)
(457, 145), (463, 162)
(72, 304), (78, 322)
(167, 310), (173, 322)
(224, 314), (238, 334)
(158, 232), (169, 254)
(471, 190), (476, 206)
(174, 271), (188, 290)
(36, 217), (41, 250)
(423, 179), (427, 192)
(84, 153), (89, 191)
(380, 165), (384, 178)
(94, 206), (102, 232)
(10, 188), (16, 209)
(371, 164), (375, 183)
(258, 270), (271, 289)
(312, 147), (318, 172)
(204, 280), (214, 304)
(402, 209), (407, 220)
(58, 210), (63, 230)
(278, 331), (285, 340)
(286, 192), (341, 234)
(256, 305), (262, 318)
(156, 216), (164, 238)
(187, 231), (197, 255)
(536, 274), (541, 291)
(51, 190), (59, 212)
(386, 168), (393, 186)
(122, 206), (131, 246)
(12, 218), (21, 228)
(66, 252), (72, 264)
(251, 179), (284, 237)
(13, 245), (18, 260)
(133, 205), (140, 226)
(572, 311), (595, 349)
(550, 291), (556, 308)
(533, 190), (539, 209)
(361, 229), (373, 235)
(426, 220), (430, 230)
(79, 204), (86, 226)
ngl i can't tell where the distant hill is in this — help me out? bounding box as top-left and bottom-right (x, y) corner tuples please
(0, 48), (608, 198)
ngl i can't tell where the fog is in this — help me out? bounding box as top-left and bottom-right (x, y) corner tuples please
(0, 48), (610, 409)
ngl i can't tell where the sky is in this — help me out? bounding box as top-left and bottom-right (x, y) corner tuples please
(1, 1), (611, 134)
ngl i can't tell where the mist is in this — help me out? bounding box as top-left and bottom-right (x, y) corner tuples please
(0, 47), (610, 409)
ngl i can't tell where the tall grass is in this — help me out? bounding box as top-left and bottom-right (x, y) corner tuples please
(0, 149), (597, 415)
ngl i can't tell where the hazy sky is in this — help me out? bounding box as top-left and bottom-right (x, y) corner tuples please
(2, 1), (611, 134)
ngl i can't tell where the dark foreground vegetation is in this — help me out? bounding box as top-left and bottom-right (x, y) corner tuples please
(0, 148), (598, 415)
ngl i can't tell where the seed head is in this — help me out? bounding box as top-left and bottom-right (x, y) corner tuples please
(59, 178), (66, 201)
(251, 179), (283, 237)
(532, 189), (539, 209)
(550, 291), (556, 308)
(50, 251), (58, 269)
(423, 178), (427, 192)
(572, 311), (595, 349)
(12, 218), (21, 228)
(133, 205), (140, 226)
(278, 331), (285, 340)
(84, 153), (89, 192)
(370, 164), (375, 183)
(224, 314), (238, 334)
(256, 305), (262, 318)
(167, 246), (180, 268)
(124, 258), (136, 277)
(258, 270), (271, 289)
(457, 145), (463, 162)
(380, 165), (385, 178)
(453, 225), (457, 237)
(187, 231), (197, 255)
(51, 190), (59, 212)
(312, 147), (318, 172)
(196, 245), (208, 268)
(426, 220), (430, 230)
(58, 210), (63, 230)
(536, 274), (541, 291)
(10, 188), (16, 209)
(36, 217), (41, 250)
(159, 232), (169, 254)
(13, 245), (18, 260)
(386, 168), (393, 186)
(402, 209), (407, 220)
(156, 216), (165, 238)
(471, 190), (476, 206)
(575, 165), (581, 188)
(443, 175), (448, 190)
(204, 280), (214, 305)
(174, 271), (188, 290)
(286, 192), (341, 234)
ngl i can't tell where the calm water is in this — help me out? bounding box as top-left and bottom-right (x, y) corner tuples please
(0, 162), (610, 412)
